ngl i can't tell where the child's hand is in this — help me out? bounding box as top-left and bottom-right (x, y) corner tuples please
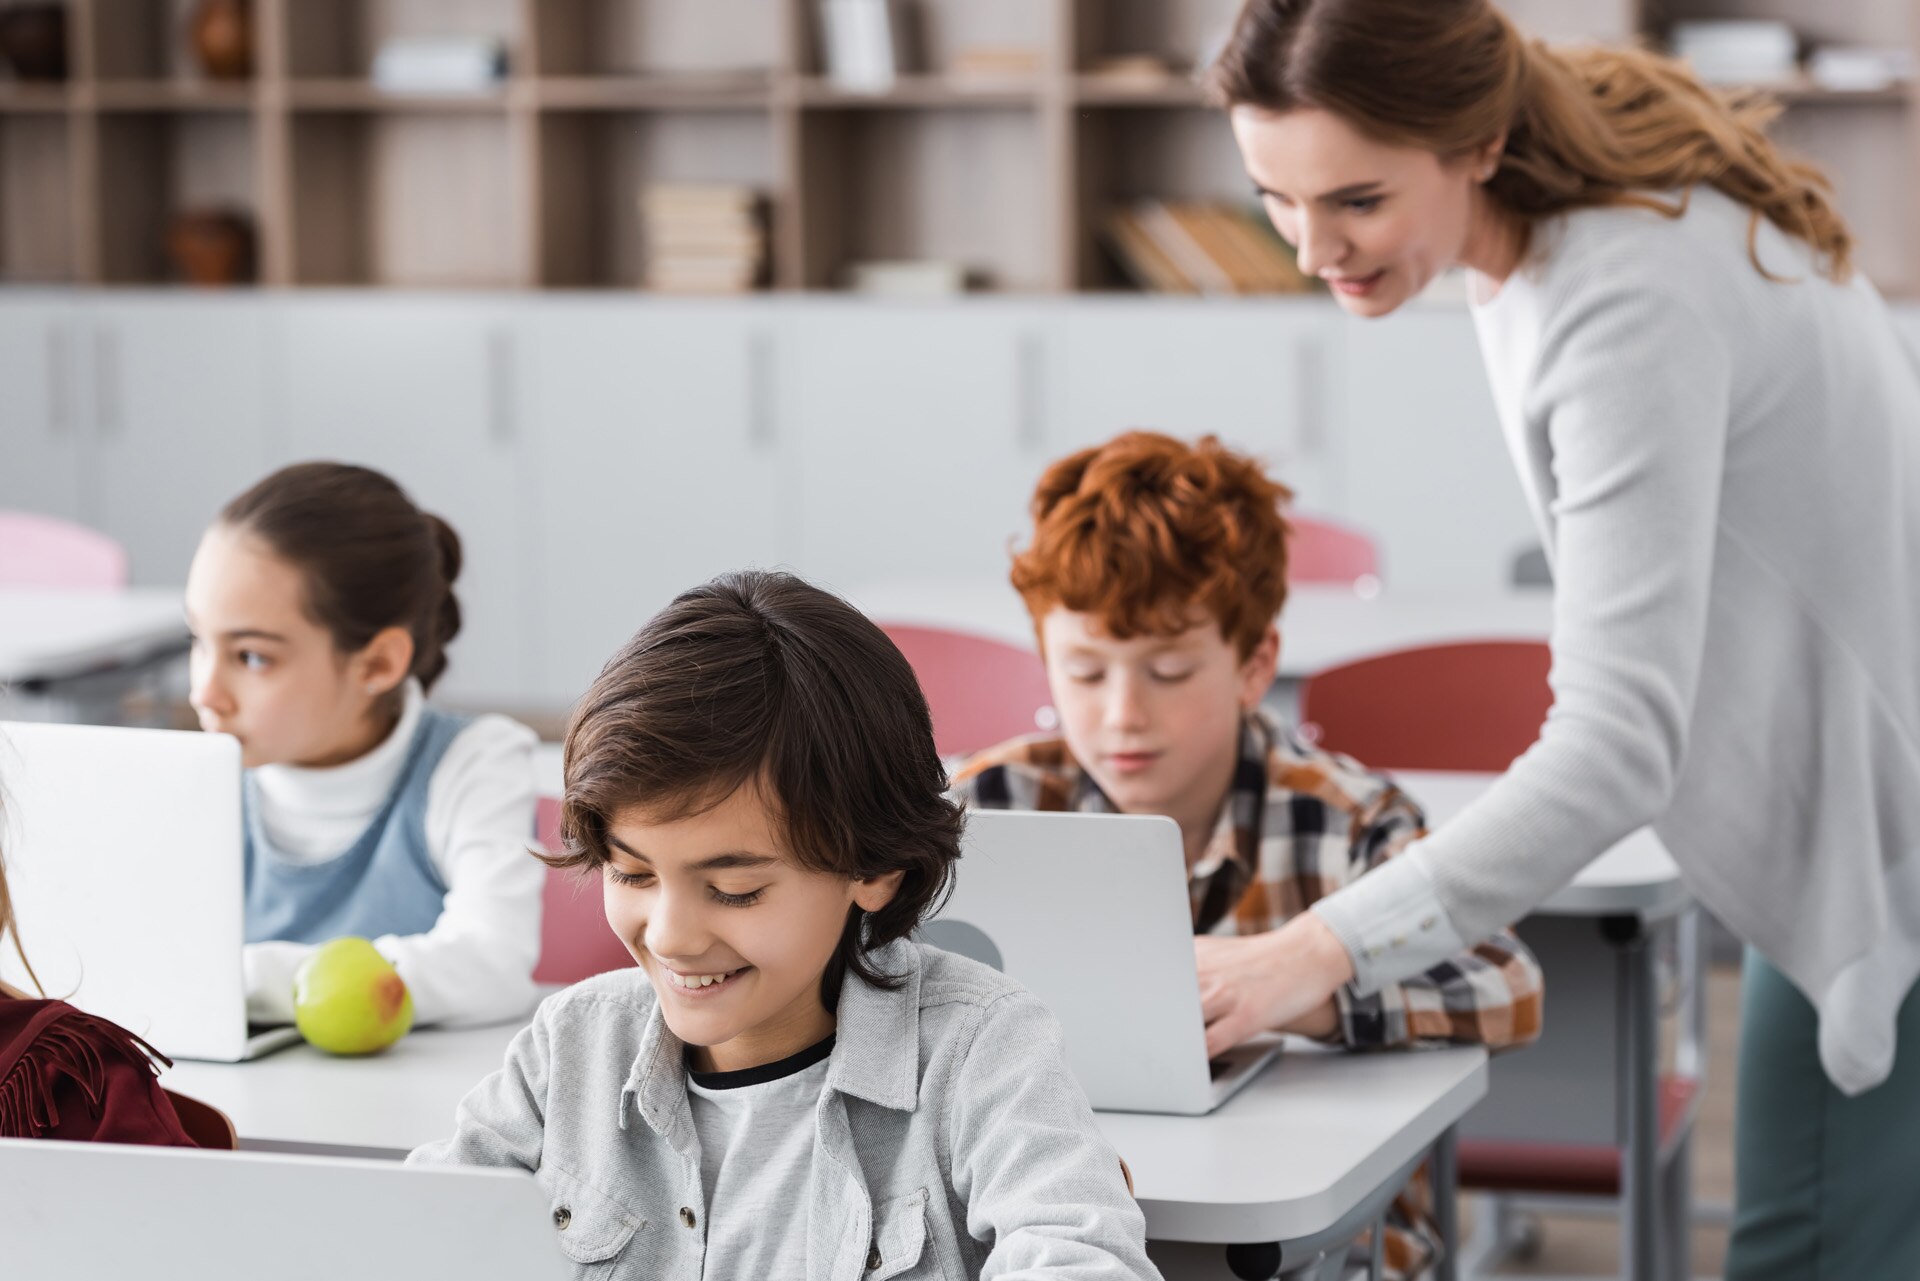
(1196, 914), (1355, 1057)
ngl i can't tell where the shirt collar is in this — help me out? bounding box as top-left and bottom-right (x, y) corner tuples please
(622, 937), (926, 1142)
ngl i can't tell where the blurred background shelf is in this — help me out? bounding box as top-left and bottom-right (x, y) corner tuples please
(0, 0), (1910, 294)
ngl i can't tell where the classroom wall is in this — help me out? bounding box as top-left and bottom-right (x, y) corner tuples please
(4, 293), (1916, 713)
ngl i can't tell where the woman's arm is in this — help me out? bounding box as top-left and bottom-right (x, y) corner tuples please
(1317, 262), (1733, 996)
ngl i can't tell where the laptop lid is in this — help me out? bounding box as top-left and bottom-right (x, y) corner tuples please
(922, 809), (1220, 1114)
(0, 722), (251, 1062)
(0, 1139), (569, 1281)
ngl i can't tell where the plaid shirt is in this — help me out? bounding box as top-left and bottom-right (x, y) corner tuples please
(950, 713), (1545, 1281)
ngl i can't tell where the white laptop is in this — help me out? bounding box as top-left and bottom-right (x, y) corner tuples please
(0, 1139), (570, 1281)
(921, 809), (1282, 1115)
(0, 721), (301, 1062)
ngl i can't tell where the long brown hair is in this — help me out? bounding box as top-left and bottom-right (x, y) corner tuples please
(0, 782), (45, 999)
(220, 463), (464, 697)
(1206, 0), (1854, 282)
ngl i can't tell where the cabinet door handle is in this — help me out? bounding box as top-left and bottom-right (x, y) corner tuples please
(747, 328), (776, 449)
(47, 323), (71, 435)
(487, 326), (516, 444)
(1016, 329), (1047, 452)
(94, 323), (122, 437)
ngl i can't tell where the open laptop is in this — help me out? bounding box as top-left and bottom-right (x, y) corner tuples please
(0, 1139), (569, 1281)
(0, 721), (302, 1061)
(920, 809), (1282, 1115)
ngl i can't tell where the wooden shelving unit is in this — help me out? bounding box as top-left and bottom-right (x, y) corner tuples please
(0, 0), (1912, 292)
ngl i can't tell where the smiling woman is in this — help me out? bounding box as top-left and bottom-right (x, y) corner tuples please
(1204, 4), (1920, 1277)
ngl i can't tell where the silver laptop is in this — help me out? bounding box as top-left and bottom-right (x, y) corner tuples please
(0, 721), (301, 1061)
(922, 809), (1282, 1115)
(0, 1139), (569, 1281)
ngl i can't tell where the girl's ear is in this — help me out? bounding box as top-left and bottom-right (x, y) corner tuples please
(851, 869), (907, 914)
(352, 626), (415, 697)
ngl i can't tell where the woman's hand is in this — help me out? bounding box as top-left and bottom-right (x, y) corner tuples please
(1195, 912), (1357, 1057)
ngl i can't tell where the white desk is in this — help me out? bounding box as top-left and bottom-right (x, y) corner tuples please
(1397, 770), (1699, 1281)
(0, 586), (190, 723)
(848, 578), (1554, 679)
(165, 1017), (1486, 1278)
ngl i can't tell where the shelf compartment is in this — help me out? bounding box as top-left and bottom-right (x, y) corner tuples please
(288, 109), (516, 287)
(1071, 0), (1240, 78)
(537, 107), (774, 288)
(282, 0), (519, 82)
(95, 108), (258, 284)
(0, 114), (77, 282)
(795, 105), (1047, 292)
(91, 0), (255, 83)
(799, 0), (1049, 80)
(530, 0), (781, 79)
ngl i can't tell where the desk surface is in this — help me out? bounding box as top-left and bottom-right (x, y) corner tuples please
(0, 586), (189, 683)
(1397, 770), (1689, 921)
(848, 578), (1554, 679)
(164, 1018), (1486, 1247)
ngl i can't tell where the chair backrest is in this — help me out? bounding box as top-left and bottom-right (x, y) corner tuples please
(0, 511), (129, 589)
(1299, 641), (1553, 772)
(161, 1086), (237, 1150)
(1287, 515), (1380, 589)
(881, 624), (1055, 760)
(531, 796), (636, 985)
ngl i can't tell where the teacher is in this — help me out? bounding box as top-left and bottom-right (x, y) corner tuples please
(1192, 1), (1920, 1275)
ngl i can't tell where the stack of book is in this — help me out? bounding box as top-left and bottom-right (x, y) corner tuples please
(641, 185), (769, 294)
(1104, 201), (1314, 295)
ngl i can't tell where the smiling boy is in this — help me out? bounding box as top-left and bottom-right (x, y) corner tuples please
(412, 570), (1158, 1281)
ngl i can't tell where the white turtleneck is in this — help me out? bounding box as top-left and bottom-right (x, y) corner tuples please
(243, 680), (544, 1029)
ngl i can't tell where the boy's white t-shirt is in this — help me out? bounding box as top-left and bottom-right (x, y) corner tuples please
(685, 1034), (835, 1278)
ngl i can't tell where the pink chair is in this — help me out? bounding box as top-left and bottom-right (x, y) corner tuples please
(1287, 514), (1380, 590)
(531, 796), (636, 985)
(1299, 641), (1555, 773)
(0, 511), (129, 589)
(880, 624), (1055, 760)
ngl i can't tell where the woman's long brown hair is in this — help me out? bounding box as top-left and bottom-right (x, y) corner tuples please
(1206, 0), (1854, 282)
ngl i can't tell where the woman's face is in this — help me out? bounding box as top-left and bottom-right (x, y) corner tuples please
(1230, 105), (1498, 317)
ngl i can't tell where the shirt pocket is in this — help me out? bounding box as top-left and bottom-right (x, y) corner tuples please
(867, 1187), (940, 1280)
(542, 1163), (645, 1270)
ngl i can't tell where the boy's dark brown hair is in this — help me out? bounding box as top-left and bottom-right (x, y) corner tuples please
(550, 570), (965, 1000)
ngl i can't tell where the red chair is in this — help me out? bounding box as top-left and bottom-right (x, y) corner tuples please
(1287, 515), (1381, 590)
(0, 511), (129, 589)
(1298, 641), (1554, 772)
(531, 796), (636, 985)
(880, 624), (1055, 760)
(1300, 640), (1703, 1259)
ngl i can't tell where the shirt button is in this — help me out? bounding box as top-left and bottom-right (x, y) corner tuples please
(1421, 916), (1437, 930)
(680, 1206), (697, 1229)
(868, 1243), (883, 1270)
(552, 1206), (571, 1231)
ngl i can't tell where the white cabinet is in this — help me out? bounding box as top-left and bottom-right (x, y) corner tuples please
(81, 297), (274, 585)
(784, 304), (1058, 592)
(1341, 306), (1537, 592)
(1057, 301), (1345, 513)
(278, 298), (531, 707)
(0, 296), (85, 523)
(525, 302), (795, 706)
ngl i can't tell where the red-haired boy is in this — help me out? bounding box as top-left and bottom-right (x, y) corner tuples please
(951, 431), (1543, 1280)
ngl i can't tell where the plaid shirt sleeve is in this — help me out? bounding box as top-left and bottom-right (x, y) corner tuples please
(1329, 782), (1545, 1052)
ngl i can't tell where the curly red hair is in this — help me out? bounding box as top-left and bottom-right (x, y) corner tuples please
(1010, 431), (1293, 658)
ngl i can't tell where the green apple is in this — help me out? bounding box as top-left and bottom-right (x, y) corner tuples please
(292, 937), (415, 1056)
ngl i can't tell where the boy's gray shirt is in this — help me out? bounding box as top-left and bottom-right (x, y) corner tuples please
(408, 940), (1161, 1280)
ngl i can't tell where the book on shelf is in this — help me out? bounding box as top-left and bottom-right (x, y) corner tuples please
(642, 183), (770, 294)
(1104, 201), (1314, 295)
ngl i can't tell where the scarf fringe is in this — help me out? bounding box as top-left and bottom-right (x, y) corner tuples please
(0, 1009), (172, 1140)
